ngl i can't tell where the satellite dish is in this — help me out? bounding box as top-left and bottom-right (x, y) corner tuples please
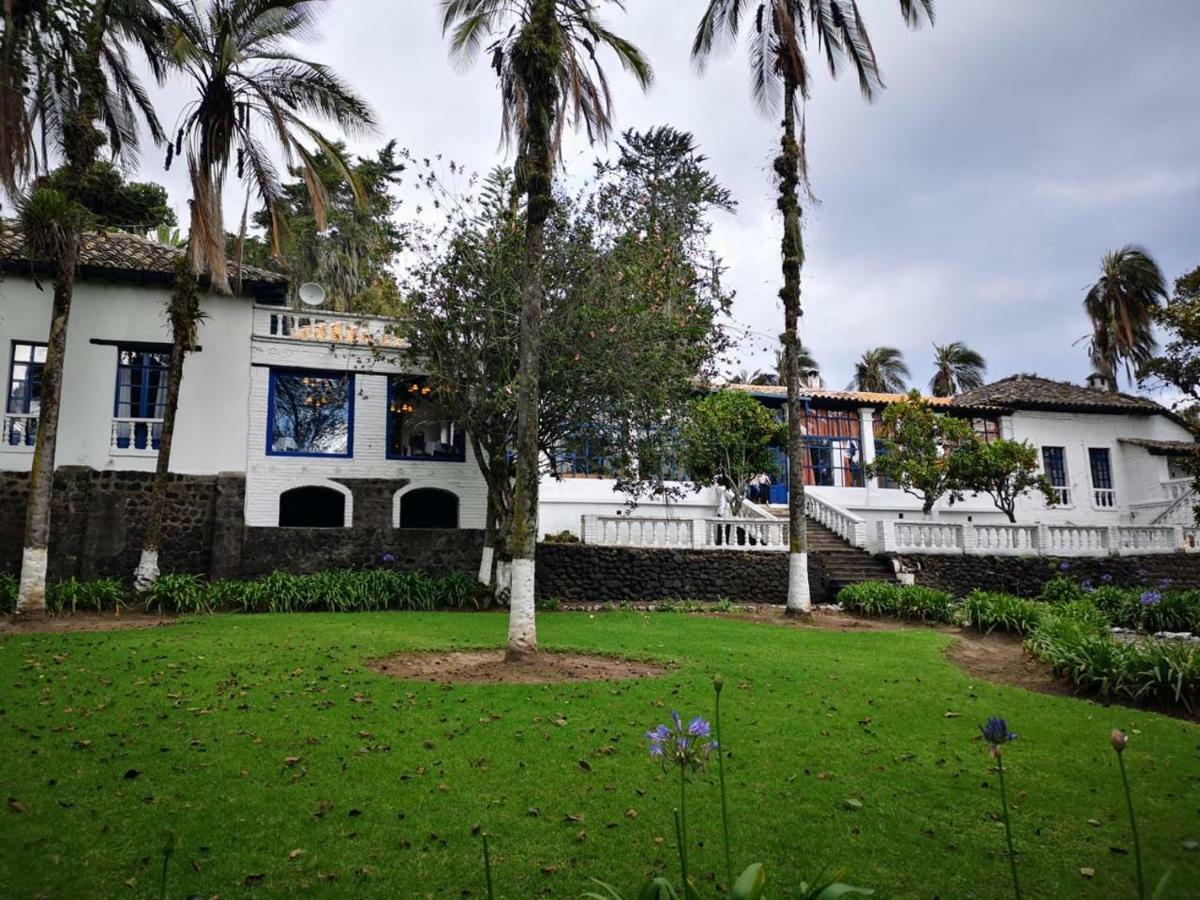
(298, 282), (326, 307)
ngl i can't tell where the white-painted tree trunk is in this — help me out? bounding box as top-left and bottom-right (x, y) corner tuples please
(785, 551), (811, 615)
(133, 549), (160, 593)
(477, 544), (495, 586)
(495, 560), (513, 605)
(15, 546), (48, 615)
(506, 557), (537, 655)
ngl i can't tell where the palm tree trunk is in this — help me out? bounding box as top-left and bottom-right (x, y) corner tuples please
(135, 266), (201, 590)
(506, 0), (558, 660)
(16, 247), (78, 615)
(777, 78), (811, 617)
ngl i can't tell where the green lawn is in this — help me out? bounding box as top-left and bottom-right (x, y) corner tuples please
(1, 612), (1197, 899)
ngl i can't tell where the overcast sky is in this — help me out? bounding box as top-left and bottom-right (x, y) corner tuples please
(144, 0), (1200, 395)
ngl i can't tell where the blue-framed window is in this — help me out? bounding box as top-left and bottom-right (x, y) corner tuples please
(113, 347), (170, 450)
(1042, 446), (1070, 505)
(386, 375), (465, 462)
(553, 419), (619, 477)
(268, 369), (353, 457)
(5, 341), (45, 446)
(1089, 447), (1114, 507)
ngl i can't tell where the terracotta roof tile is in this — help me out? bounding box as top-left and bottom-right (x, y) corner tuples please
(0, 226), (286, 296)
(952, 374), (1165, 415)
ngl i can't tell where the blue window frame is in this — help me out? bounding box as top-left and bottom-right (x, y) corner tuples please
(5, 341), (45, 446)
(1042, 446), (1070, 505)
(386, 375), (464, 462)
(268, 369), (354, 457)
(113, 347), (170, 450)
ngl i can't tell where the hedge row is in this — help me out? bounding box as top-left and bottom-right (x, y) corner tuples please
(0, 569), (482, 616)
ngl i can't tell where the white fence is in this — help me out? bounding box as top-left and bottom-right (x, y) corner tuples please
(877, 520), (1192, 557)
(253, 305), (407, 348)
(581, 515), (787, 551)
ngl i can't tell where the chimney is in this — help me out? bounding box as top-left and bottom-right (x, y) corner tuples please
(801, 367), (823, 389)
(1085, 371), (1115, 392)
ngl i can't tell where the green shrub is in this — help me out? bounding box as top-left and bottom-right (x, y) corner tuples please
(47, 578), (125, 614)
(142, 574), (208, 615)
(542, 530), (580, 544)
(837, 581), (902, 617)
(961, 590), (1045, 635)
(1038, 575), (1084, 604)
(0, 572), (19, 614)
(1127, 639), (1198, 709)
(896, 585), (957, 623)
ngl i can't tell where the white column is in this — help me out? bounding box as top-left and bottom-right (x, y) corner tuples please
(859, 407), (876, 499)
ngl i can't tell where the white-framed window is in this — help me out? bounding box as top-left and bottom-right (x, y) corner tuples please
(1088, 447), (1115, 509)
(1042, 446), (1070, 506)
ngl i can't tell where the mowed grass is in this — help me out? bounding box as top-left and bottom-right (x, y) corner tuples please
(1, 612), (1197, 899)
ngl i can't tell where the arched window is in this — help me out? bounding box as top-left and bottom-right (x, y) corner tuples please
(279, 485), (346, 528)
(399, 488), (458, 529)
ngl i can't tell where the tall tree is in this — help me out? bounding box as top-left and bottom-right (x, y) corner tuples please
(1143, 264), (1200, 411)
(1084, 246), (1167, 388)
(441, 0), (652, 658)
(7, 1), (165, 615)
(45, 161), (176, 234)
(929, 341), (986, 397)
(692, 0), (933, 617)
(134, 0), (375, 588)
(849, 346), (910, 393)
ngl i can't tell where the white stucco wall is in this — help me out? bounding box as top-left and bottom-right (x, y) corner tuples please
(0, 276), (251, 474)
(243, 338), (487, 529)
(538, 477), (723, 538)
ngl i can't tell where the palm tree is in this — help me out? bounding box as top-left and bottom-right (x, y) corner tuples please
(929, 341), (986, 397)
(775, 344), (819, 386)
(133, 0), (376, 589)
(849, 347), (910, 393)
(7, 2), (165, 615)
(1084, 246), (1167, 388)
(693, 0), (932, 617)
(442, 0), (652, 659)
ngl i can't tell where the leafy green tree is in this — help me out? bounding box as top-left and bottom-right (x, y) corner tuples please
(1084, 246), (1167, 387)
(1142, 264), (1200, 409)
(692, 0), (933, 617)
(135, 0), (375, 589)
(849, 346), (910, 393)
(247, 141), (407, 315)
(679, 391), (783, 517)
(7, 0), (165, 615)
(929, 341), (986, 397)
(867, 390), (976, 515)
(441, 0), (652, 658)
(954, 438), (1055, 522)
(45, 161), (175, 233)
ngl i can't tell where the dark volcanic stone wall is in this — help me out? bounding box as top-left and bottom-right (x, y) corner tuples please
(239, 526), (483, 577)
(898, 553), (1200, 597)
(535, 543), (837, 604)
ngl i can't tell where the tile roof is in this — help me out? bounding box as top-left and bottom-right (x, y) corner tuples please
(0, 226), (286, 297)
(952, 374), (1166, 416)
(723, 382), (1004, 411)
(1118, 438), (1199, 455)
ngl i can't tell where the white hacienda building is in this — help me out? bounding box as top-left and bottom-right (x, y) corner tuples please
(1, 231), (1196, 571)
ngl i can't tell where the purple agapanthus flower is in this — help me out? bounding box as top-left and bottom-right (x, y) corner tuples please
(381, 552), (396, 563)
(1159, 577), (1173, 589)
(1081, 579), (1094, 593)
(1101, 573), (1113, 583)
(646, 711), (718, 773)
(979, 717), (1018, 757)
(1139, 591), (1161, 606)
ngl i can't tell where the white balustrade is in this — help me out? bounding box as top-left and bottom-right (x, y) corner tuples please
(253, 305), (407, 348)
(2, 413), (37, 449)
(1093, 488), (1116, 509)
(973, 523), (1039, 555)
(1043, 524), (1109, 556)
(582, 515), (695, 549)
(1115, 525), (1178, 554)
(702, 518), (788, 550)
(1163, 478), (1193, 501)
(804, 492), (868, 547)
(892, 521), (964, 554)
(110, 417), (163, 455)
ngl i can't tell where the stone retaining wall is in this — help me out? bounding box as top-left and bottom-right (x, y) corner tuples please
(898, 553), (1200, 597)
(534, 543), (837, 604)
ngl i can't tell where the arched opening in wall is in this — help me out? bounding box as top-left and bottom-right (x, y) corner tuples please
(399, 488), (458, 529)
(279, 486), (346, 528)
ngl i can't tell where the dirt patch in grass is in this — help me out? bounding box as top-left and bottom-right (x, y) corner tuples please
(943, 628), (1072, 697)
(0, 612), (176, 634)
(367, 650), (667, 684)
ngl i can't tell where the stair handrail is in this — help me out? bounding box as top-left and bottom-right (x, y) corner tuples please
(1150, 485), (1196, 525)
(804, 492), (868, 548)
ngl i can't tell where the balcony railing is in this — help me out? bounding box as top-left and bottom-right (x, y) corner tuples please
(111, 417), (162, 455)
(1093, 487), (1116, 508)
(2, 412), (37, 449)
(253, 305), (408, 348)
